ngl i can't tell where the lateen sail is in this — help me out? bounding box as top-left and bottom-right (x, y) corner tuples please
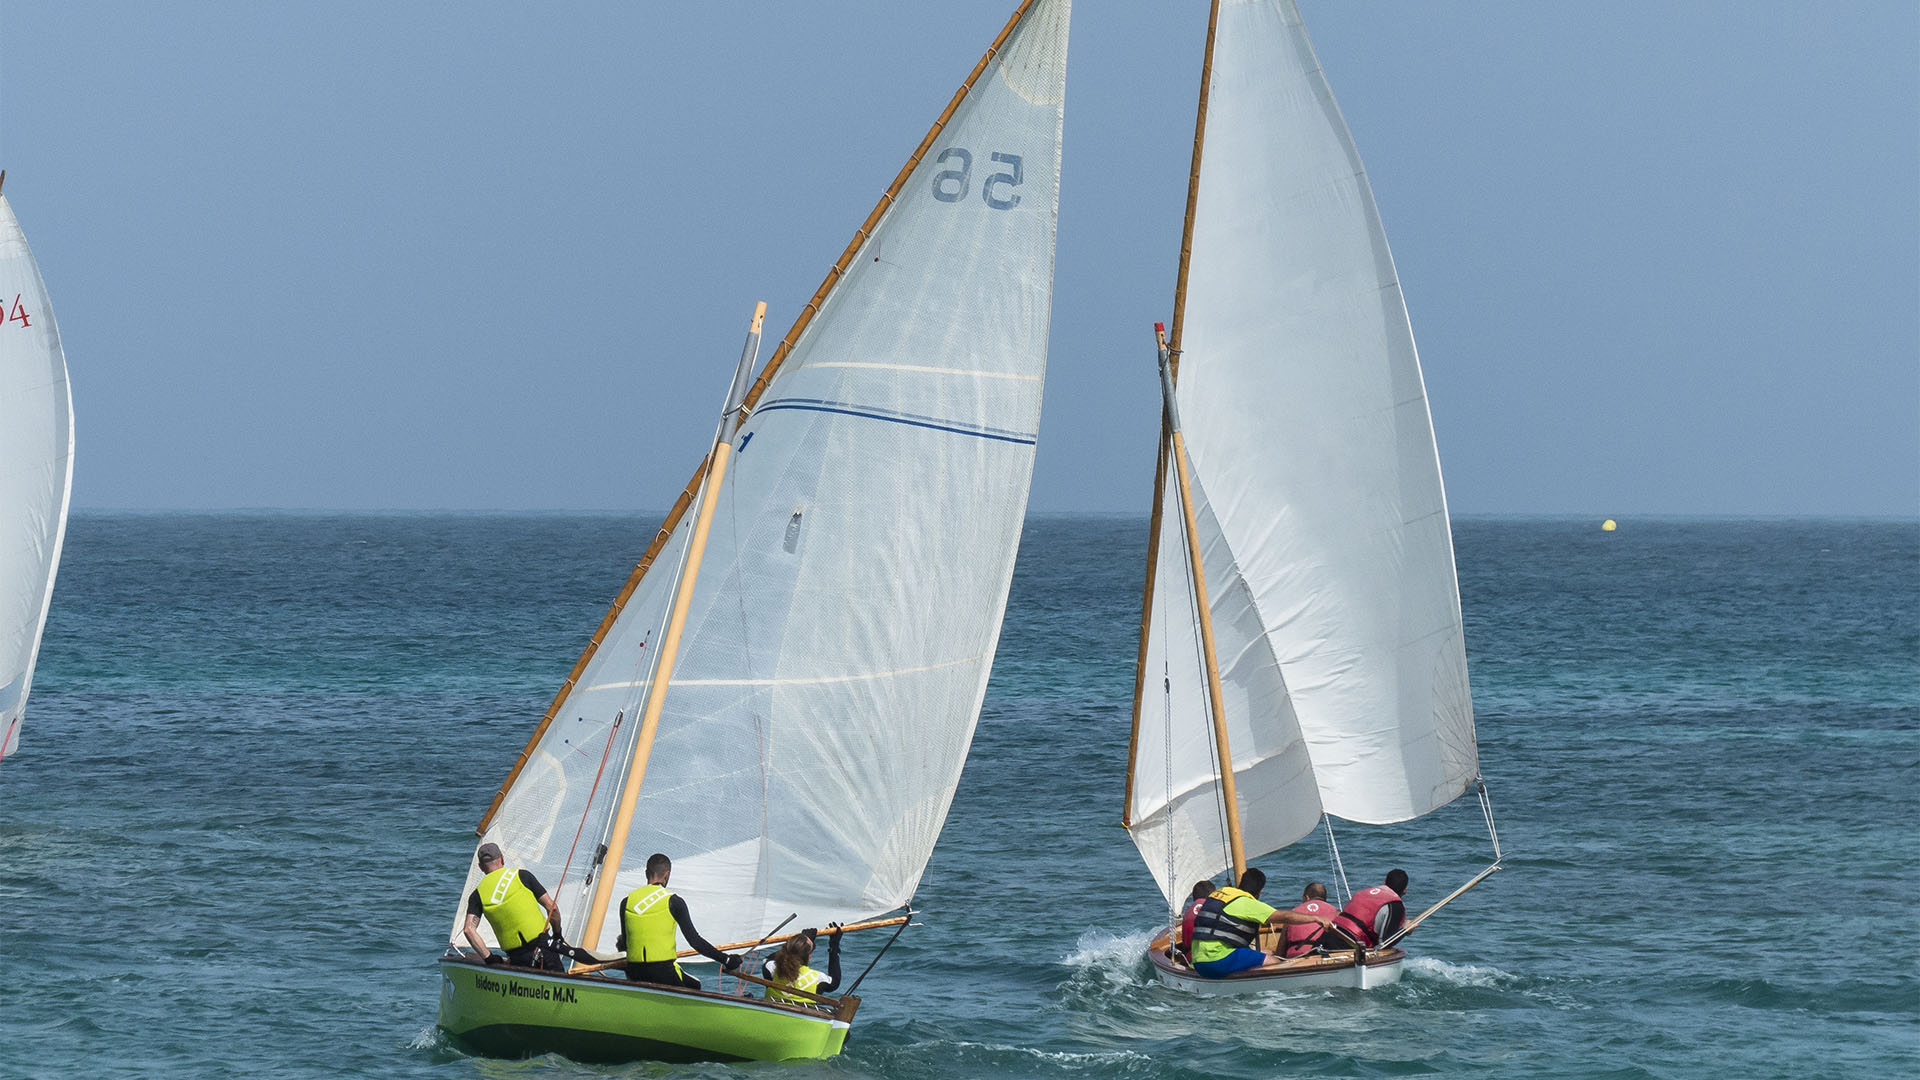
(1127, 0), (1474, 902)
(457, 0), (1071, 950)
(0, 190), (75, 765)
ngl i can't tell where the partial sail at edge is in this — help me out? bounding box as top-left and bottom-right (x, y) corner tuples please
(0, 193), (75, 765)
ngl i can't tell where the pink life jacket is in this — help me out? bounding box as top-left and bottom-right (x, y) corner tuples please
(1179, 897), (1205, 952)
(1282, 899), (1337, 957)
(1333, 885), (1403, 947)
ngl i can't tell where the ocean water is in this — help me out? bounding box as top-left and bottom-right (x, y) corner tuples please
(0, 513), (1913, 1078)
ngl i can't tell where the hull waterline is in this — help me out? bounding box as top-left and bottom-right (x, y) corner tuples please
(1146, 933), (1404, 995)
(436, 956), (850, 1063)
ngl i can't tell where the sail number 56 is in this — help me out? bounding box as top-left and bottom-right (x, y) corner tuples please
(930, 149), (1023, 210)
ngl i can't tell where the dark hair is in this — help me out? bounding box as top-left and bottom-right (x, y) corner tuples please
(1238, 868), (1266, 895)
(646, 853), (672, 879)
(1385, 868), (1408, 894)
(1190, 881), (1216, 900)
(1303, 881), (1327, 902)
(771, 935), (812, 983)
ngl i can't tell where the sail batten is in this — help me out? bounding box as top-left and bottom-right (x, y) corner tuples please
(457, 0), (1071, 951)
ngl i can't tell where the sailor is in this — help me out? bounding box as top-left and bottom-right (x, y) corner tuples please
(1187, 868), (1337, 978)
(1281, 881), (1342, 957)
(461, 842), (565, 970)
(617, 852), (743, 989)
(1176, 880), (1215, 959)
(1331, 869), (1408, 948)
(762, 924), (843, 1005)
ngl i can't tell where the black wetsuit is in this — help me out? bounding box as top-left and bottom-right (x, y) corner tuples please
(623, 893), (733, 989)
(466, 870), (563, 970)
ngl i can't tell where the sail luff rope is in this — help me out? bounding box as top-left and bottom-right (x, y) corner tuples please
(474, 0), (1040, 835)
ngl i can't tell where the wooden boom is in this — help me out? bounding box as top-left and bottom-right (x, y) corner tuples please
(1378, 861), (1503, 950)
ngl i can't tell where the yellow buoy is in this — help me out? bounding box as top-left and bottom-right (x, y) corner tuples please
(1601, 519), (1617, 531)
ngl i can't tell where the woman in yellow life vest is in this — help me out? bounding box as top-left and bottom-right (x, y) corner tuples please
(616, 852), (742, 990)
(460, 842), (565, 970)
(762, 924), (842, 1006)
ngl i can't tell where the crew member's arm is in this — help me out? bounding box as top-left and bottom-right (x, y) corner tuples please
(509, 869), (562, 941)
(669, 895), (741, 970)
(814, 924), (844, 994)
(1264, 909), (1337, 930)
(461, 891), (496, 961)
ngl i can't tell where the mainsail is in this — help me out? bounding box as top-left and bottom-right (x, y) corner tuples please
(1125, 0), (1475, 903)
(0, 185), (75, 765)
(455, 0), (1071, 950)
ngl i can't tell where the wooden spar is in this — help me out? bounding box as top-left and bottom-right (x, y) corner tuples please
(476, 0), (1038, 836)
(566, 914), (911, 975)
(1157, 326), (1246, 882)
(691, 914), (910, 957)
(1123, 0), (1222, 828)
(577, 302), (767, 952)
(1167, 0), (1221, 356)
(1377, 861), (1502, 950)
(1120, 413), (1169, 828)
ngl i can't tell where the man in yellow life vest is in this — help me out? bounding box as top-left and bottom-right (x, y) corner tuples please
(761, 924), (843, 1006)
(461, 842), (565, 970)
(616, 852), (742, 989)
(1187, 868), (1338, 978)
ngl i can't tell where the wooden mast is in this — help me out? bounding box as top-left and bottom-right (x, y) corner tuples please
(477, 0), (1041, 835)
(577, 302), (765, 950)
(1122, 0), (1223, 830)
(1156, 325), (1247, 882)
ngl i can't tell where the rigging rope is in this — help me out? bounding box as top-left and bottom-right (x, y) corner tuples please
(1477, 777), (1503, 861)
(1322, 814), (1353, 908)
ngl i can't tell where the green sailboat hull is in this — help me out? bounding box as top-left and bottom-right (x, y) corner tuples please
(435, 957), (850, 1064)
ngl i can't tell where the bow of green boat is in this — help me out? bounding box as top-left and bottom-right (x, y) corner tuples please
(436, 955), (854, 1064)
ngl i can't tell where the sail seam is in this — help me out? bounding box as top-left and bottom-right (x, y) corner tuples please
(581, 653), (982, 692)
(753, 398), (1037, 445)
(804, 361), (1041, 381)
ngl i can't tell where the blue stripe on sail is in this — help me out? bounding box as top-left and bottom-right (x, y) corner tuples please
(751, 398), (1037, 446)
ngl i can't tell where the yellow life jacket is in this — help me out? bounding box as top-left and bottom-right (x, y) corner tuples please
(621, 884), (679, 963)
(477, 867), (546, 949)
(767, 964), (826, 1004)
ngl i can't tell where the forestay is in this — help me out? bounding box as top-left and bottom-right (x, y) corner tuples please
(1126, 0), (1474, 900)
(456, 0), (1071, 950)
(0, 193), (74, 765)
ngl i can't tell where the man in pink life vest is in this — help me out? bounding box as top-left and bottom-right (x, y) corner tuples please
(1176, 880), (1215, 958)
(1281, 881), (1343, 957)
(1331, 868), (1409, 948)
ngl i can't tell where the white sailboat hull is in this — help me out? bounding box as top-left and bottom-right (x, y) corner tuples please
(1146, 933), (1404, 995)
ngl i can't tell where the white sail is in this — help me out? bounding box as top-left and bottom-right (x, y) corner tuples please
(1126, 0), (1474, 891)
(0, 192), (75, 765)
(1128, 439), (1320, 903)
(459, 0), (1071, 950)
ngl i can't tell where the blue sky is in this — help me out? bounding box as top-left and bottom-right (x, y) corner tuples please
(2, 1), (1914, 516)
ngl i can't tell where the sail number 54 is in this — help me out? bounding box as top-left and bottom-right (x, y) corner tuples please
(5, 294), (29, 328)
(931, 149), (1023, 210)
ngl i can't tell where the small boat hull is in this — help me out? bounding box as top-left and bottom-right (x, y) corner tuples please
(1146, 932), (1404, 995)
(436, 956), (850, 1063)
